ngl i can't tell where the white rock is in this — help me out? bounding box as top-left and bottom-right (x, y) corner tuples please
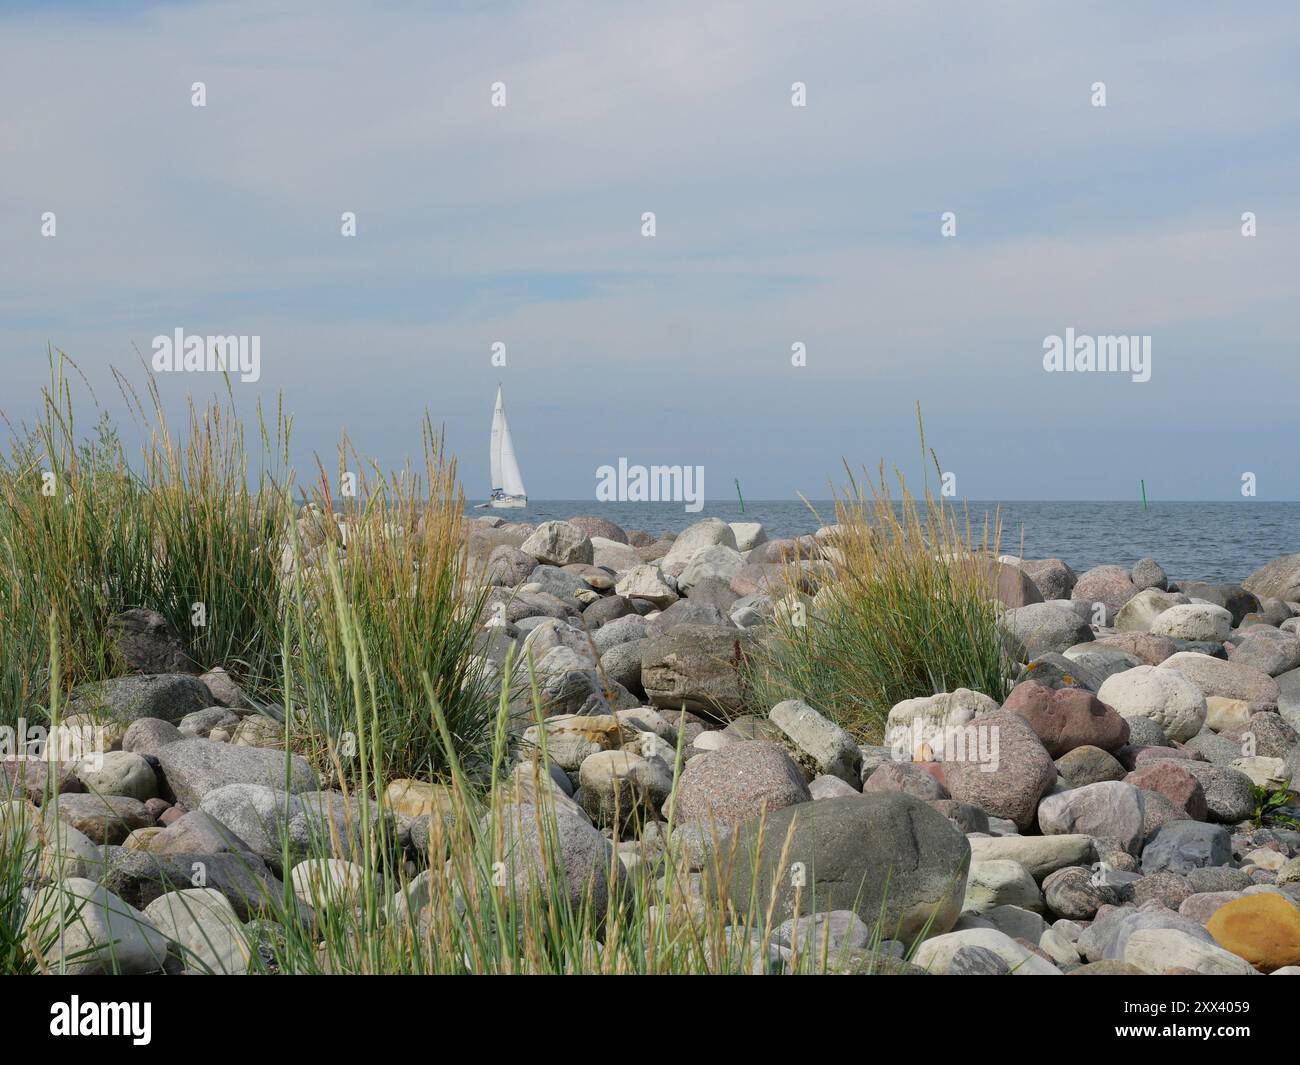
(22, 878), (169, 974)
(913, 928), (1061, 975)
(1096, 665), (1208, 743)
(614, 564), (678, 608)
(769, 699), (861, 785)
(661, 518), (738, 577)
(590, 537), (641, 572)
(143, 888), (252, 974)
(963, 859), (1044, 914)
(290, 858), (364, 907)
(729, 522), (768, 552)
(1150, 604), (1233, 642)
(676, 544), (745, 593)
(1123, 927), (1257, 975)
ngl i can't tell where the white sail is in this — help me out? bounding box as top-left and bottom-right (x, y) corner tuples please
(489, 385), (526, 502)
(489, 388), (505, 490)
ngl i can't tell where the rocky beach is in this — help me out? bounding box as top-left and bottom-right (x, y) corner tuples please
(9, 506), (1300, 977)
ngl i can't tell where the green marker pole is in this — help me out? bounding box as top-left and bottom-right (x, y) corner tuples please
(735, 478), (745, 514)
(1141, 479), (1148, 511)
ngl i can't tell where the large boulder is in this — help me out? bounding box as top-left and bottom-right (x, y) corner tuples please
(1114, 589), (1190, 633)
(491, 802), (612, 923)
(614, 565), (678, 608)
(661, 518), (738, 577)
(1096, 666), (1207, 743)
(1206, 893), (1300, 973)
(566, 515), (629, 545)
(22, 878), (169, 975)
(999, 603), (1093, 661)
(940, 711), (1057, 831)
(676, 545), (746, 594)
(157, 738), (317, 809)
(769, 700), (861, 786)
(1020, 559), (1078, 601)
(1178, 582), (1261, 626)
(913, 927), (1061, 975)
(1244, 554), (1300, 604)
(1150, 604), (1233, 642)
(1002, 681), (1129, 756)
(1161, 652), (1281, 711)
(65, 674), (211, 725)
(1072, 565), (1139, 620)
(641, 624), (755, 717)
(144, 888), (252, 974)
(674, 740), (810, 827)
(1141, 821), (1232, 873)
(1037, 780), (1145, 854)
(727, 793), (970, 946)
(590, 537), (641, 572)
(520, 521), (593, 566)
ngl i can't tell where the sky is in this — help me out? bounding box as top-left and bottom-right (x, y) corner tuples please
(2, 1), (1298, 500)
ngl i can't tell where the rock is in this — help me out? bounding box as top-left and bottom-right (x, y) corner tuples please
(520, 521), (593, 566)
(383, 779), (453, 820)
(23, 878), (168, 974)
(178, 706), (240, 738)
(1178, 582), (1261, 626)
(1187, 866), (1253, 893)
(968, 834), (1095, 880)
(1228, 628), (1300, 677)
(1230, 755), (1290, 790)
(195, 784), (310, 867)
(1206, 893), (1300, 972)
(231, 715), (285, 749)
(773, 909), (869, 954)
(941, 711), (1057, 831)
(809, 774), (859, 800)
(290, 857), (363, 907)
(103, 847), (287, 921)
(976, 558), (1044, 609)
(1151, 604), (1233, 642)
(566, 515), (629, 545)
(1164, 651), (1282, 710)
(769, 699), (861, 786)
(73, 750), (158, 801)
(676, 544), (746, 594)
(199, 667), (250, 711)
(1149, 760), (1256, 823)
(1022, 559), (1078, 600)
(914, 927), (1061, 975)
(1206, 696), (1253, 733)
(862, 761), (950, 801)
(144, 888), (252, 974)
(644, 599), (731, 636)
(1039, 781), (1146, 854)
(1124, 927), (1257, 975)
(1132, 557), (1168, 592)
(964, 859), (1043, 914)
(1133, 869), (1194, 910)
(577, 749), (671, 829)
(1013, 653), (1105, 693)
(1072, 565), (1139, 620)
(1056, 745), (1127, 787)
(121, 718), (183, 758)
(641, 624), (754, 717)
(884, 688), (1000, 758)
(1092, 631), (1179, 665)
(1244, 553), (1300, 604)
(106, 608), (198, 674)
(614, 565), (678, 608)
(148, 809), (252, 856)
(730, 793), (969, 944)
(1115, 589), (1190, 632)
(1043, 865), (1123, 919)
(729, 522), (768, 552)
(0, 759), (82, 805)
(674, 741), (810, 827)
(1096, 666), (1207, 743)
(1061, 645), (1144, 683)
(1000, 603), (1093, 661)
(491, 802), (612, 922)
(1125, 761), (1208, 820)
(589, 537), (641, 572)
(157, 738), (316, 809)
(1003, 682), (1129, 757)
(661, 518), (738, 577)
(1142, 821), (1232, 874)
(46, 792), (152, 844)
(66, 674), (211, 725)
(1077, 902), (1214, 962)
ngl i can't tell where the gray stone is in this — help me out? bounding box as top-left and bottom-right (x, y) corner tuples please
(157, 738), (316, 809)
(1141, 821), (1232, 874)
(769, 699), (861, 786)
(66, 674), (211, 725)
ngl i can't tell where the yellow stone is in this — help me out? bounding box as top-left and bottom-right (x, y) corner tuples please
(383, 778), (454, 819)
(1207, 893), (1300, 973)
(125, 826), (166, 851)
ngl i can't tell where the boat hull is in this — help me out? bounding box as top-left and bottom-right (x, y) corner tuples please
(481, 496), (526, 509)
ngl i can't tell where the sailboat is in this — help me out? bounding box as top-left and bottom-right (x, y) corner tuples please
(476, 385), (527, 508)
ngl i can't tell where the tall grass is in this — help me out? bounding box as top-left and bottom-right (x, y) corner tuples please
(749, 439), (1010, 742)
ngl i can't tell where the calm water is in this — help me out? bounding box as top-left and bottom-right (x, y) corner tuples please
(467, 500), (1300, 584)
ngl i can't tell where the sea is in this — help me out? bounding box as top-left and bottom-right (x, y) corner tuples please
(466, 500), (1300, 585)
